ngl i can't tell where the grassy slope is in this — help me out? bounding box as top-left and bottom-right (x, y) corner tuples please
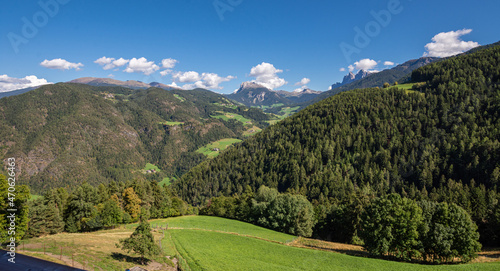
(195, 138), (242, 158)
(159, 120), (184, 126)
(29, 194), (43, 201)
(278, 106), (300, 119)
(211, 112), (253, 124)
(158, 216), (500, 271)
(19, 227), (168, 270)
(152, 216), (295, 243)
(243, 126), (262, 136)
(159, 176), (173, 186)
(143, 162), (160, 172)
(20, 216), (500, 270)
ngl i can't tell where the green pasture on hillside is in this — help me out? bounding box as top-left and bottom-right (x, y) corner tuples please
(195, 138), (242, 158)
(157, 216), (500, 271)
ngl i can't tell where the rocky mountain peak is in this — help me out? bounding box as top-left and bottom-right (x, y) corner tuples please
(234, 81), (269, 93)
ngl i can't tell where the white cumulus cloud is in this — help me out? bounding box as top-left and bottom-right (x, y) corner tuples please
(124, 57), (160, 75)
(295, 77), (310, 86)
(339, 68), (346, 72)
(200, 73), (236, 89)
(354, 59), (378, 71)
(161, 58), (178, 69)
(293, 77), (311, 92)
(384, 61), (395, 66)
(423, 29), (480, 57)
(172, 71), (201, 83)
(160, 70), (172, 76)
(179, 72), (236, 90)
(40, 58), (83, 70)
(95, 56), (130, 70)
(249, 62), (287, 90)
(0, 74), (52, 92)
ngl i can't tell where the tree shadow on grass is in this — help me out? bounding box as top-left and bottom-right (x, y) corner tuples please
(479, 250), (500, 260)
(111, 252), (152, 265)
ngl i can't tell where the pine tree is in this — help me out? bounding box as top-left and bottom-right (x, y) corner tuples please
(117, 215), (161, 264)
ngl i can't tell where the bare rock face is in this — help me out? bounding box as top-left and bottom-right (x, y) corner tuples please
(234, 81), (269, 93)
(331, 70), (371, 90)
(11, 139), (57, 180)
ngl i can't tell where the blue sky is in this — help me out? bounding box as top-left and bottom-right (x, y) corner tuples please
(1, 0), (499, 94)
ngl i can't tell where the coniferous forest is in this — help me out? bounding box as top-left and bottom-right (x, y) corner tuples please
(174, 44), (500, 251)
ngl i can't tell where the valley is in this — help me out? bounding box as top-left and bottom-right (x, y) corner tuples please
(1, 10), (500, 270)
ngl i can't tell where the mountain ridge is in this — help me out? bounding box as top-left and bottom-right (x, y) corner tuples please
(227, 82), (321, 108)
(0, 83), (269, 192)
(69, 77), (182, 90)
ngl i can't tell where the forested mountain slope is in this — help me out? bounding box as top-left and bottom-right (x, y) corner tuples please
(0, 83), (269, 192)
(174, 44), (500, 241)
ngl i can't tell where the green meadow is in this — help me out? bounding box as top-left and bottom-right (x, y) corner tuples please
(155, 216), (500, 271)
(174, 94), (186, 102)
(211, 111), (253, 124)
(195, 138), (242, 158)
(159, 120), (184, 126)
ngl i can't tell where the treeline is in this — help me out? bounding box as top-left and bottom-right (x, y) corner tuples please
(199, 189), (481, 263)
(201, 185), (315, 237)
(24, 177), (194, 238)
(361, 194), (480, 263)
(174, 44), (500, 246)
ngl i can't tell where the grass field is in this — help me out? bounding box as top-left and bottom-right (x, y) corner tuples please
(214, 102), (238, 109)
(243, 126), (262, 136)
(29, 194), (43, 201)
(195, 138), (242, 158)
(159, 120), (184, 126)
(266, 118), (281, 125)
(174, 94), (186, 102)
(393, 83), (414, 90)
(391, 84), (425, 95)
(18, 215), (500, 271)
(279, 106), (300, 119)
(18, 226), (171, 270)
(158, 216), (500, 271)
(141, 163), (161, 174)
(211, 111), (253, 124)
(257, 103), (285, 110)
(159, 176), (174, 186)
(152, 216), (295, 243)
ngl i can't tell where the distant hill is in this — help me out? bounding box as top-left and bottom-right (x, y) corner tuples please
(275, 88), (321, 104)
(227, 82), (321, 108)
(0, 86), (41, 99)
(226, 82), (292, 107)
(0, 83), (269, 192)
(69, 77), (181, 90)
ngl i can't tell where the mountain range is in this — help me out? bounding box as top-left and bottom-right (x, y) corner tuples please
(227, 82), (321, 108)
(300, 57), (440, 109)
(330, 69), (373, 90)
(69, 77), (181, 90)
